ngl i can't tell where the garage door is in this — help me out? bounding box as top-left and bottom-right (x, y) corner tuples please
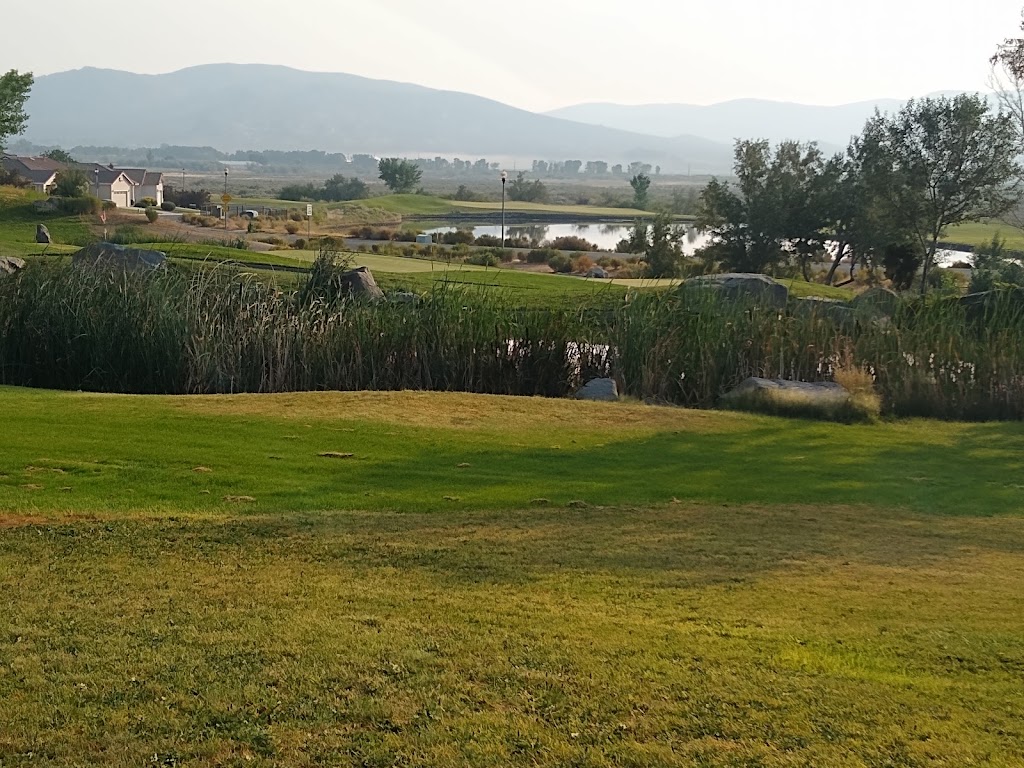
(113, 191), (129, 208)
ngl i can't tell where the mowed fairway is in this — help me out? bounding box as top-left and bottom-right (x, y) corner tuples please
(2, 387), (1024, 766)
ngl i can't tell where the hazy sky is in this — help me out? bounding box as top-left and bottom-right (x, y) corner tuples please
(3, 1), (1022, 112)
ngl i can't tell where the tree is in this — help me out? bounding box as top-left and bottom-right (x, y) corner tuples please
(53, 169), (89, 198)
(696, 139), (830, 275)
(969, 234), (1024, 292)
(563, 160), (582, 175)
(644, 213), (685, 278)
(42, 148), (74, 164)
(378, 158), (423, 193)
(859, 95), (1021, 293)
(586, 161), (608, 175)
(0, 70), (33, 153)
(507, 172), (548, 203)
(322, 174), (368, 202)
(630, 174), (652, 209)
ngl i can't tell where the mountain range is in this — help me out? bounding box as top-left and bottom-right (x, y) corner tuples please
(546, 93), (971, 153)
(21, 64), (968, 175)
(22, 65), (732, 174)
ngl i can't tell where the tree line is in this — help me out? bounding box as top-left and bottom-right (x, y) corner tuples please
(696, 94), (1021, 292)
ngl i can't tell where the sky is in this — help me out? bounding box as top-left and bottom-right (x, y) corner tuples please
(3, 0), (1022, 112)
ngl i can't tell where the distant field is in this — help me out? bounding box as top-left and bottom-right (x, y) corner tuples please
(945, 220), (1024, 251)
(234, 194), (661, 220)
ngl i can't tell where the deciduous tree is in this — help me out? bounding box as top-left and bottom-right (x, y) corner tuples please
(378, 158), (423, 194)
(0, 70), (33, 153)
(859, 95), (1021, 293)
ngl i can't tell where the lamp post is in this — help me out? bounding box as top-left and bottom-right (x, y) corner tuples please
(182, 168), (186, 193)
(93, 168), (100, 199)
(500, 170), (507, 249)
(223, 168), (229, 231)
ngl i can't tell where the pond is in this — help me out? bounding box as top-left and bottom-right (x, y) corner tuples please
(423, 221), (971, 267)
(423, 222), (713, 254)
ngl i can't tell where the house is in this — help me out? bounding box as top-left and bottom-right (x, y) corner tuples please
(83, 165), (138, 208)
(120, 168), (164, 206)
(1, 155), (64, 194)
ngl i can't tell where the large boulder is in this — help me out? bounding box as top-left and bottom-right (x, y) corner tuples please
(851, 286), (900, 319)
(680, 273), (789, 309)
(0, 256), (26, 276)
(36, 224), (52, 244)
(72, 242), (166, 271)
(575, 378), (619, 402)
(721, 377), (850, 409)
(791, 296), (854, 326)
(586, 266), (609, 279)
(339, 266), (385, 301)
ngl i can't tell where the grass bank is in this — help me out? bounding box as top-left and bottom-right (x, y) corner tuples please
(1, 388), (1024, 765)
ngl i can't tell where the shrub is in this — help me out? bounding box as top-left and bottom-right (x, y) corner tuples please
(161, 201), (176, 212)
(466, 251), (500, 267)
(144, 207), (159, 224)
(285, 222), (301, 235)
(440, 230), (475, 246)
(136, 197), (158, 209)
(498, 248), (516, 263)
(56, 196), (102, 215)
(548, 253), (573, 273)
(527, 248), (558, 264)
(549, 235), (597, 252)
(292, 238), (307, 250)
(572, 254), (595, 273)
(289, 210), (305, 222)
(474, 234), (502, 247)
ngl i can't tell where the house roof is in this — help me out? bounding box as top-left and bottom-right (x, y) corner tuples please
(120, 168), (146, 185)
(80, 163), (133, 185)
(1, 156), (63, 185)
(142, 171), (163, 186)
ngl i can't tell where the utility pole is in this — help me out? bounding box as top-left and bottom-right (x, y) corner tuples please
(501, 170), (507, 248)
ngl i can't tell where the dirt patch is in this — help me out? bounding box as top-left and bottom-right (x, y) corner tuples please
(0, 514), (49, 529)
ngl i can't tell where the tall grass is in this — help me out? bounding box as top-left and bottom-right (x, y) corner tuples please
(1, 262), (1022, 419)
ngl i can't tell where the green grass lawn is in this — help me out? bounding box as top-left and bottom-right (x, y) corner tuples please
(236, 194), (660, 220)
(1, 387), (1024, 765)
(945, 220), (1024, 252)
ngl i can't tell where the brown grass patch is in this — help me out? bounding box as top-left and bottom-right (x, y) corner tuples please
(160, 390), (749, 434)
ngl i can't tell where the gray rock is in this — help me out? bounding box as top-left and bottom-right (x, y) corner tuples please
(681, 273), (789, 309)
(0, 256), (26, 276)
(339, 266), (385, 301)
(390, 291), (423, 305)
(575, 378), (619, 402)
(851, 286), (900, 318)
(72, 242), (167, 271)
(586, 266), (609, 279)
(791, 296), (854, 325)
(721, 377), (850, 407)
(36, 224), (52, 244)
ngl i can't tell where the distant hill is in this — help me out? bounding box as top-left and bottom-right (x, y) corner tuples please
(546, 94), (975, 152)
(22, 65), (734, 174)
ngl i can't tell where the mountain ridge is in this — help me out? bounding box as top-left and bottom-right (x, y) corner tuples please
(21, 64), (734, 173)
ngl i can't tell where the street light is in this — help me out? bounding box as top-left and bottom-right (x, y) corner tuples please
(500, 170), (508, 249)
(223, 168), (229, 231)
(93, 168), (100, 199)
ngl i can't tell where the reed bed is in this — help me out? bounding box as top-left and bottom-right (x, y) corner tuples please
(1, 262), (1022, 420)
